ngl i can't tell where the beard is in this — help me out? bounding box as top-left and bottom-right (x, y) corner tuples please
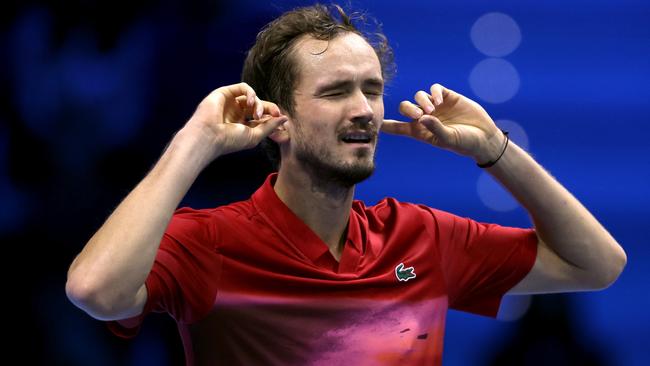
(294, 135), (377, 188)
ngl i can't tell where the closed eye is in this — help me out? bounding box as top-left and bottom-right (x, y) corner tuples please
(322, 91), (345, 98)
(322, 90), (383, 98)
(365, 91), (383, 97)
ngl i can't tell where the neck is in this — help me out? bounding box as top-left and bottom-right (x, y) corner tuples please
(274, 165), (354, 261)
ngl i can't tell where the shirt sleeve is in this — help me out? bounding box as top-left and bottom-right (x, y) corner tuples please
(419, 205), (537, 318)
(107, 207), (223, 338)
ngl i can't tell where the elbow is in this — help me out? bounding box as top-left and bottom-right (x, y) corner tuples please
(66, 272), (121, 320)
(593, 242), (627, 290)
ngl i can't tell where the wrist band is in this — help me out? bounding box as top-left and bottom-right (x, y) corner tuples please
(477, 130), (509, 168)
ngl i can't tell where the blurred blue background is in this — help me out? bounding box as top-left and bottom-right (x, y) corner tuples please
(3, 0), (648, 364)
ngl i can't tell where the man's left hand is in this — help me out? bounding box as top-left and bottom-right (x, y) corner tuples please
(382, 83), (505, 164)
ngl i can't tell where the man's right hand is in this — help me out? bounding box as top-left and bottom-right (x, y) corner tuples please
(183, 82), (287, 160)
(66, 83), (287, 321)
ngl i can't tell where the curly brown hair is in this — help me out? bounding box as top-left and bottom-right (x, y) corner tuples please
(241, 3), (395, 170)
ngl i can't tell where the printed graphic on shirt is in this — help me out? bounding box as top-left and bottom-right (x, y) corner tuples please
(208, 292), (447, 365)
(395, 263), (416, 282)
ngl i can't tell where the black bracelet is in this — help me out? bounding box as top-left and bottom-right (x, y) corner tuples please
(477, 130), (509, 168)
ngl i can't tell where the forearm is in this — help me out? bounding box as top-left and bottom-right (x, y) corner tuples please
(66, 126), (214, 317)
(391, 83), (626, 290)
(485, 140), (626, 285)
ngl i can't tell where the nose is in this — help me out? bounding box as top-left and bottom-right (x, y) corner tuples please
(349, 89), (374, 125)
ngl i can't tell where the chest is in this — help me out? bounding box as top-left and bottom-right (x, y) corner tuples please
(214, 221), (447, 302)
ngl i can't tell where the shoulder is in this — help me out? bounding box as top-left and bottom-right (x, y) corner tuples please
(354, 197), (456, 221)
(167, 199), (256, 243)
(353, 197), (472, 235)
(172, 198), (255, 223)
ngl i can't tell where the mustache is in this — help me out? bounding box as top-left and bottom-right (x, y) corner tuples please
(337, 124), (379, 139)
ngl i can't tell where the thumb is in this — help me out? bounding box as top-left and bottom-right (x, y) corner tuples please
(252, 116), (288, 141)
(419, 115), (452, 144)
(381, 119), (412, 136)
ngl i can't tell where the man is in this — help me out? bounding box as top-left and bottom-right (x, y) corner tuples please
(66, 4), (626, 365)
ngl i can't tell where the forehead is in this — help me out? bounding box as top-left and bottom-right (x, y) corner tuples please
(292, 32), (382, 90)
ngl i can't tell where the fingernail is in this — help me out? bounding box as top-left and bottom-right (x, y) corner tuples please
(414, 109), (423, 118)
(435, 97), (443, 105)
(425, 105), (434, 114)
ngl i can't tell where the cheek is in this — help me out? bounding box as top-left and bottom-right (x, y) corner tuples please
(291, 118), (333, 146)
(295, 110), (340, 137)
(373, 101), (385, 129)
(373, 100), (385, 117)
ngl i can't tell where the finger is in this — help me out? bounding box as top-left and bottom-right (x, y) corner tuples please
(260, 100), (282, 117)
(399, 101), (424, 120)
(208, 83), (257, 115)
(235, 95), (249, 111)
(414, 90), (435, 114)
(254, 96), (264, 120)
(236, 96), (283, 121)
(234, 96), (257, 123)
(218, 82), (256, 106)
(419, 115), (452, 144)
(381, 119), (412, 136)
(429, 84), (444, 106)
(251, 116), (288, 141)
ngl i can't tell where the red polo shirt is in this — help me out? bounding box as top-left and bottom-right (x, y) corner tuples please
(110, 173), (537, 365)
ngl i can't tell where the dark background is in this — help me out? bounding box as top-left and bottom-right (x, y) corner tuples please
(3, 0), (648, 364)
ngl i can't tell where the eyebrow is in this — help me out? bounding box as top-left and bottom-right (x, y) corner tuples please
(313, 77), (384, 95)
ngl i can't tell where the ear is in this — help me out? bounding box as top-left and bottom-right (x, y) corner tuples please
(268, 118), (291, 144)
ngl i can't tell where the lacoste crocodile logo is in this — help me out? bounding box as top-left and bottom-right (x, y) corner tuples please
(395, 262), (416, 282)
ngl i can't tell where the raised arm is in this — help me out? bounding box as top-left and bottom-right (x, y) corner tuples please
(381, 83), (626, 294)
(65, 83), (287, 320)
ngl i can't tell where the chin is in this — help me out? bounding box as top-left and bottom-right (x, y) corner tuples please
(330, 161), (375, 187)
(295, 142), (377, 187)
